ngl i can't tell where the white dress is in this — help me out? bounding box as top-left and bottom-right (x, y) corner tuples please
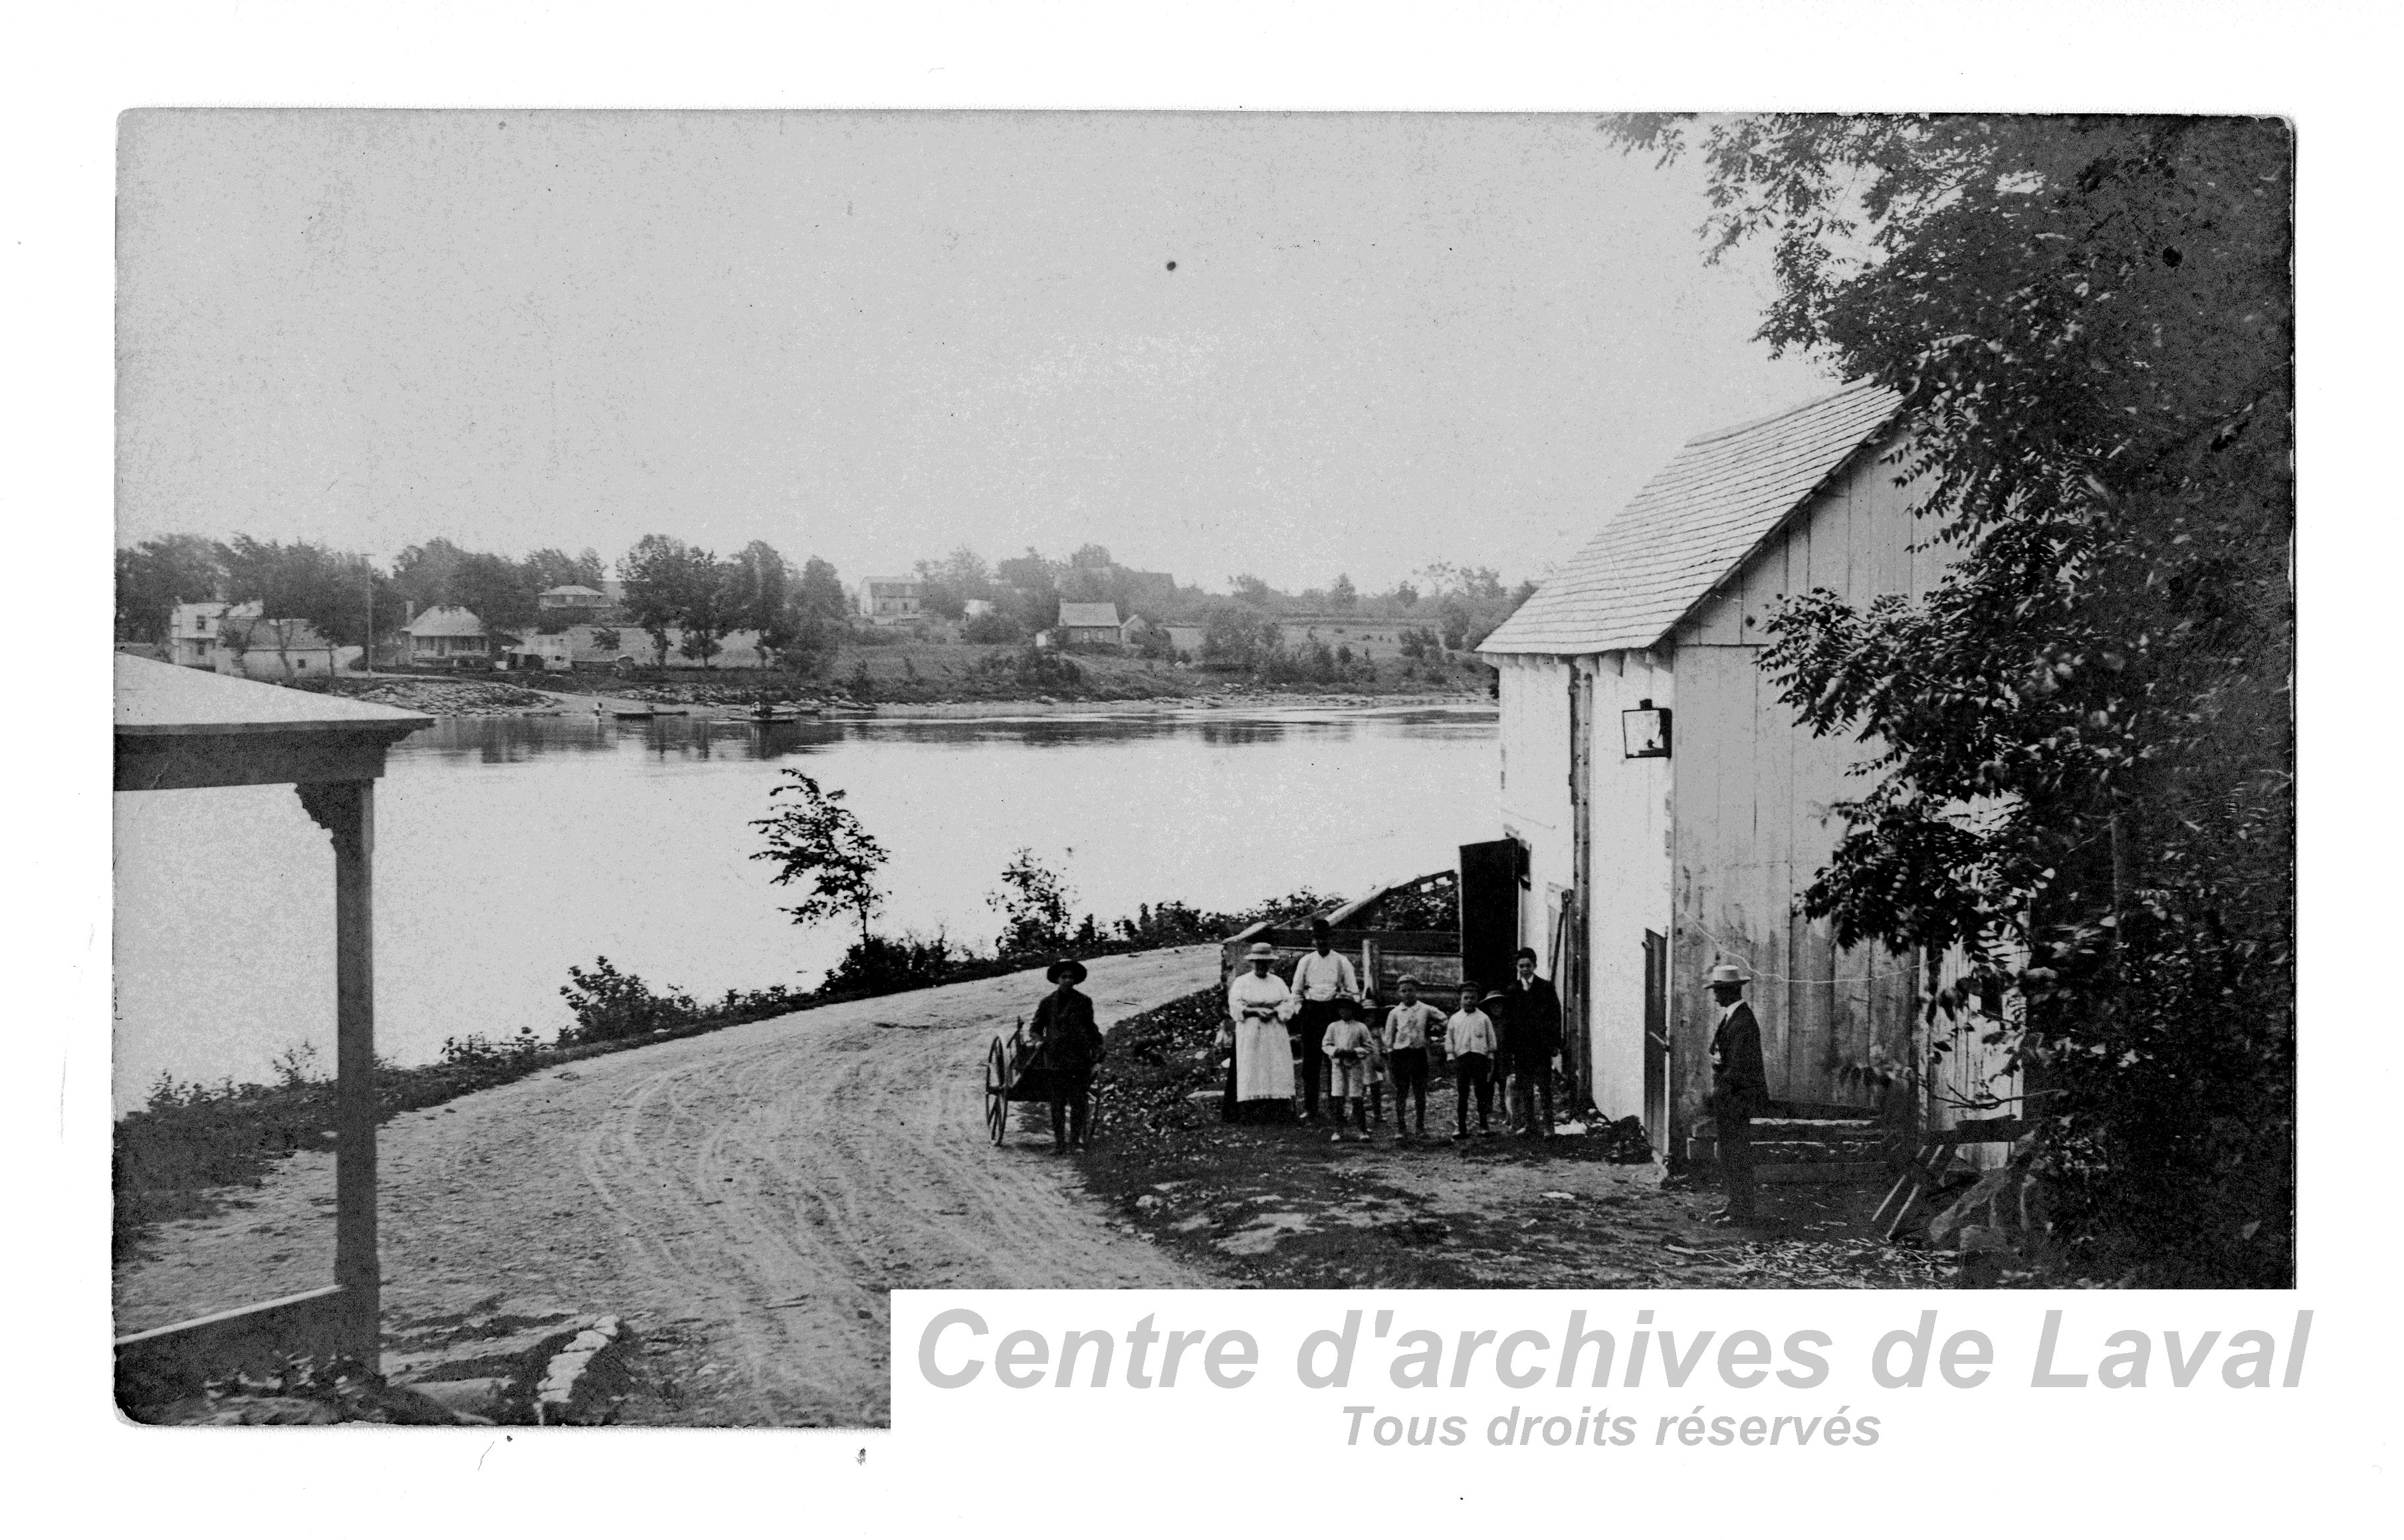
(1226, 969), (1297, 1102)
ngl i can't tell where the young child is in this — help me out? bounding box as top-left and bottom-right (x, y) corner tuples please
(1446, 983), (1500, 1140)
(1320, 996), (1375, 1141)
(1382, 974), (1445, 1139)
(1362, 996), (1389, 1129)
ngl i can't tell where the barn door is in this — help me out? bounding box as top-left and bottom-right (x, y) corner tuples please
(1642, 929), (1670, 1151)
(1458, 837), (1521, 997)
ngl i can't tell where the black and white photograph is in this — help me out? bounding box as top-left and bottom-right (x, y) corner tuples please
(31, 8), (2393, 1529)
(102, 102), (2297, 1432)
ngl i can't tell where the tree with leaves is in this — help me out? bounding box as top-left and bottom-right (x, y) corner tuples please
(675, 553), (739, 668)
(1610, 113), (2293, 1284)
(750, 769), (889, 946)
(217, 536), (371, 683)
(1328, 573), (1357, 613)
(618, 534), (701, 668)
(988, 848), (1074, 958)
(114, 534), (225, 643)
(390, 538), (469, 616)
(451, 551), (540, 649)
(730, 540), (796, 665)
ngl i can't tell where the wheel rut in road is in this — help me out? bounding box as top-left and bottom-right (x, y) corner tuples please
(112, 946), (1226, 1427)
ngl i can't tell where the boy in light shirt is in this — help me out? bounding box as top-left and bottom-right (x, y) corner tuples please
(1446, 984), (1500, 1141)
(1382, 975), (1445, 1140)
(1321, 996), (1375, 1142)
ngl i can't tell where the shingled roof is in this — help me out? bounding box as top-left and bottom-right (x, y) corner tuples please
(1058, 602), (1123, 629)
(1479, 381), (1901, 656)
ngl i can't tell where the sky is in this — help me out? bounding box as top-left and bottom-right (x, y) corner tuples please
(117, 110), (1834, 594)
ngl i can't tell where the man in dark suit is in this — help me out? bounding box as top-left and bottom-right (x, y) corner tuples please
(1707, 960), (1771, 1225)
(1497, 947), (1564, 1139)
(1030, 958), (1105, 1153)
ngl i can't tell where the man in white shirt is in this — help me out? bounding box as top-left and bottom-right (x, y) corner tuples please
(1286, 918), (1360, 1123)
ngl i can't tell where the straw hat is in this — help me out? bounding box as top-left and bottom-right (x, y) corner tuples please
(1047, 957), (1089, 984)
(1244, 941), (1277, 962)
(1707, 960), (1753, 986)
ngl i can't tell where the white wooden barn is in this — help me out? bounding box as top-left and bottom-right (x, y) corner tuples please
(1477, 382), (2015, 1158)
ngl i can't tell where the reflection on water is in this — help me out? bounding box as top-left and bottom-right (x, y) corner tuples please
(113, 705), (1497, 1109)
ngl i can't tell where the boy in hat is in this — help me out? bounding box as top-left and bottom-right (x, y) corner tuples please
(1320, 996), (1374, 1141)
(1705, 960), (1771, 1223)
(1446, 984), (1500, 1139)
(1030, 957), (1105, 1153)
(1382, 974), (1443, 1139)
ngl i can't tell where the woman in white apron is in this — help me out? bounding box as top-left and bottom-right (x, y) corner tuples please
(1222, 941), (1297, 1124)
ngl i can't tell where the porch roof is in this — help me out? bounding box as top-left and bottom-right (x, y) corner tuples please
(114, 654), (430, 792)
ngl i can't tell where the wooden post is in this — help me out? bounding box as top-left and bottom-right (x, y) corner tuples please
(299, 780), (378, 1367)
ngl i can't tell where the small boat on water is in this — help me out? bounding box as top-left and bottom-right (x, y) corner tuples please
(611, 708), (657, 720)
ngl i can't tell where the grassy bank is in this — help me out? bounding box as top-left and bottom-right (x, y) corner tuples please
(116, 894), (1329, 1262)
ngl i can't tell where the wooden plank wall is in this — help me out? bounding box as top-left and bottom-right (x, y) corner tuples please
(1667, 437), (1949, 1137)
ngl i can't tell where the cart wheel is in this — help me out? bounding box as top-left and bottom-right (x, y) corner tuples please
(985, 1036), (1008, 1147)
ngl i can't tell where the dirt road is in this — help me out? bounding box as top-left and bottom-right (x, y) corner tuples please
(114, 947), (1225, 1426)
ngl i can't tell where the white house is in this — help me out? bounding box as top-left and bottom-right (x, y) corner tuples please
(859, 576), (925, 625)
(405, 605), (492, 666)
(1477, 382), (2015, 1157)
(167, 600), (250, 669)
(171, 600), (361, 679)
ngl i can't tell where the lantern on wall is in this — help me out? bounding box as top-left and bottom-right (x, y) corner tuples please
(1622, 699), (1672, 758)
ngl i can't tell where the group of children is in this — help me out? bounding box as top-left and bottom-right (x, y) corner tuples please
(1313, 974), (1528, 1143)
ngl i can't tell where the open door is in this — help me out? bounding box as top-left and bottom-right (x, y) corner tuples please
(1642, 929), (1670, 1152)
(1458, 837), (1521, 997)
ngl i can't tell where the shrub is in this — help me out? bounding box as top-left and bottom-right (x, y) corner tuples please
(438, 1028), (546, 1071)
(818, 931), (974, 996)
(559, 956), (699, 1044)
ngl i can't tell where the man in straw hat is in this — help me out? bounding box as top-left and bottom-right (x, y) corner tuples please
(1030, 957), (1105, 1153)
(1705, 959), (1771, 1224)
(1223, 940), (1298, 1124)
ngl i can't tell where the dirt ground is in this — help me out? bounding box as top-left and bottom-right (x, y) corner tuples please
(114, 948), (1947, 1428)
(1074, 988), (1953, 1291)
(114, 947), (1224, 1428)
(1081, 1122), (1953, 1291)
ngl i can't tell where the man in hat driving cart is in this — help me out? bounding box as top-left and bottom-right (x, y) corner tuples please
(1030, 957), (1106, 1153)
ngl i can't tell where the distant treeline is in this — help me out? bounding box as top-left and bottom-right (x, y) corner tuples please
(115, 532), (1537, 663)
(917, 544), (1535, 652)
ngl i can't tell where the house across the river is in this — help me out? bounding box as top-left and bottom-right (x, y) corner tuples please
(1057, 602), (1131, 649)
(1474, 381), (2017, 1160)
(405, 605), (492, 667)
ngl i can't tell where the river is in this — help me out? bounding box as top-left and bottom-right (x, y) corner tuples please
(112, 704), (1497, 1110)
